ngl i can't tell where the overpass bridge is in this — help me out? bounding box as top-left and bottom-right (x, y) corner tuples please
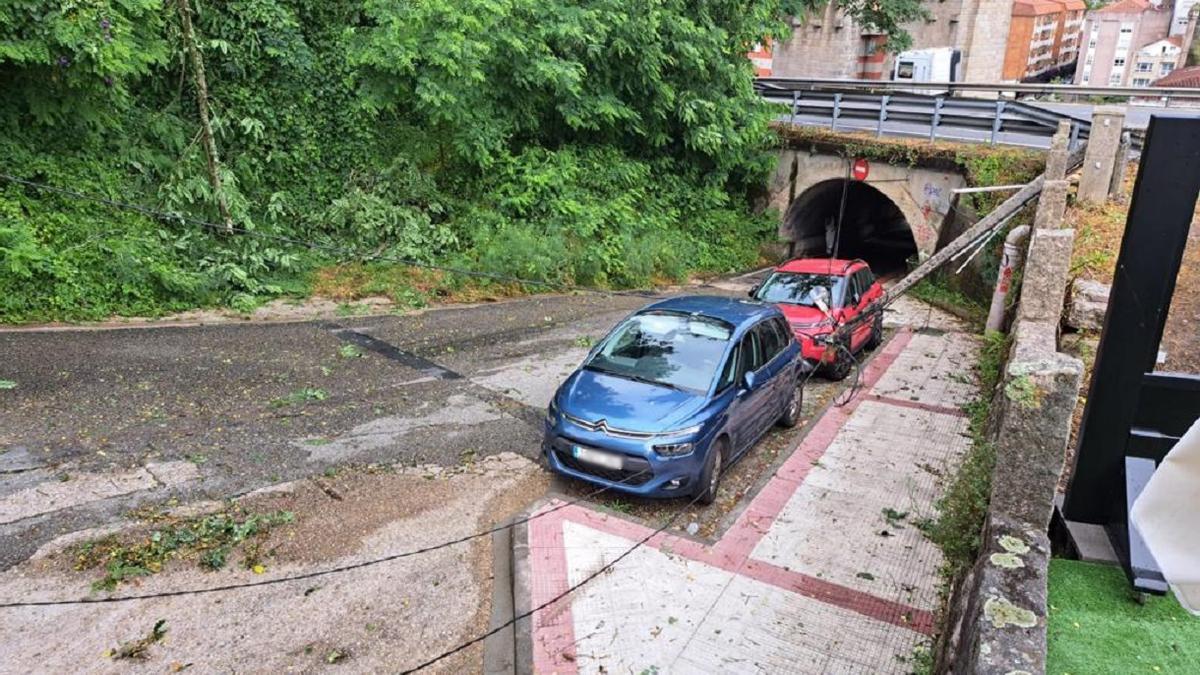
(756, 77), (1200, 149)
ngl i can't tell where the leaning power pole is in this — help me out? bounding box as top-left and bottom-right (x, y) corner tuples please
(177, 0), (233, 233)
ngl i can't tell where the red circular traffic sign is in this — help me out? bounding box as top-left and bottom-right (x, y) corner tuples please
(851, 158), (869, 181)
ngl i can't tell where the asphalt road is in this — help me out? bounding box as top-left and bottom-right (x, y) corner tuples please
(0, 291), (648, 568)
(0, 274), (859, 572)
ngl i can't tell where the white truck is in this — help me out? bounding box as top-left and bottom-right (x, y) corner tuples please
(892, 48), (962, 94)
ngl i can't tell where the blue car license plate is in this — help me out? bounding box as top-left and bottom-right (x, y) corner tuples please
(572, 445), (623, 471)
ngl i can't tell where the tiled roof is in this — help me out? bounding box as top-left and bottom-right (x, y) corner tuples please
(1014, 0), (1068, 15)
(1153, 66), (1200, 88)
(1096, 0), (1150, 14)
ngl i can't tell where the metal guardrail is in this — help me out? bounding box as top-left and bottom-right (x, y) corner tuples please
(755, 77), (1200, 102)
(762, 88), (1094, 148)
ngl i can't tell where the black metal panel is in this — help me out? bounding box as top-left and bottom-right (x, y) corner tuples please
(1132, 372), (1200, 437)
(1062, 115), (1200, 525)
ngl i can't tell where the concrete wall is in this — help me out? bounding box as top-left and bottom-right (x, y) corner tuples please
(1004, 14), (1038, 80)
(962, 0), (1019, 82)
(771, 0), (1005, 81)
(766, 149), (967, 256)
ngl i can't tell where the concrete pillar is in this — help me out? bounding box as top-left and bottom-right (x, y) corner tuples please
(1108, 132), (1132, 200)
(1015, 228), (1075, 326)
(1044, 121), (1072, 181)
(1078, 107), (1126, 205)
(1033, 179), (1070, 230)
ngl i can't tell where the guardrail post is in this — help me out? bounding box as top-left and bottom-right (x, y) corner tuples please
(990, 100), (1006, 144)
(791, 91), (799, 125)
(931, 96), (944, 141)
(832, 93), (842, 131)
(1069, 122), (1081, 151)
(876, 95), (889, 137)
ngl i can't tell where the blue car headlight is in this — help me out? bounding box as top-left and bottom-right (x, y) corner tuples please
(653, 442), (694, 457)
(652, 424), (702, 457)
(545, 398), (558, 426)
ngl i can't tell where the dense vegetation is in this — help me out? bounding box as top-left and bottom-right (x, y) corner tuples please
(0, 0), (925, 322)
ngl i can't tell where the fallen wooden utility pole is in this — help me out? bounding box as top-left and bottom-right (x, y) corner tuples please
(885, 146), (1086, 305)
(177, 0), (233, 233)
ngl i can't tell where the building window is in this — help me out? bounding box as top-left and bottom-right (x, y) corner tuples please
(1162, 62), (1175, 75)
(1109, 73), (1123, 85)
(1133, 78), (1151, 86)
(1114, 58), (1126, 67)
(1137, 61), (1153, 72)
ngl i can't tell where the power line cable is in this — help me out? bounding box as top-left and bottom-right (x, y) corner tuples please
(0, 467), (649, 609)
(539, 342), (854, 674)
(399, 486), (708, 673)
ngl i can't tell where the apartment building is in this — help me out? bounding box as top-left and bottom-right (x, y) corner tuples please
(1075, 0), (1174, 86)
(1003, 0), (1088, 81)
(1130, 37), (1184, 85)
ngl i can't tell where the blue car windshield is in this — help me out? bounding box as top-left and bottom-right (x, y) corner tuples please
(755, 272), (845, 308)
(586, 311), (734, 393)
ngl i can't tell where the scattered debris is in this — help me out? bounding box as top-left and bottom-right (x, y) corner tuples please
(270, 388), (328, 408)
(338, 344), (364, 359)
(882, 507), (909, 528)
(108, 620), (167, 660)
(73, 508), (295, 590)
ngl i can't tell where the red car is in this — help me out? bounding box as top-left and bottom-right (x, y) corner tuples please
(749, 259), (885, 380)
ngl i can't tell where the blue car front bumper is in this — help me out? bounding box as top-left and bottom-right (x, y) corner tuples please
(542, 419), (714, 498)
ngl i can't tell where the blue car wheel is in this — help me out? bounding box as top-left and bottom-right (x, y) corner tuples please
(695, 437), (728, 505)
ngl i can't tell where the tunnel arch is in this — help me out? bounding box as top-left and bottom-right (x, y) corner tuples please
(783, 179), (920, 275)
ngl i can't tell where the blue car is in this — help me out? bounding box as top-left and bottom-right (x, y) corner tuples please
(543, 295), (804, 504)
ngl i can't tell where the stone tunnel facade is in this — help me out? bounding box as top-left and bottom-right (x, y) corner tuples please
(766, 150), (968, 271)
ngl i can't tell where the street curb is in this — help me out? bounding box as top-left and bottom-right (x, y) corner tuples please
(483, 517), (516, 675)
(512, 504), (537, 675)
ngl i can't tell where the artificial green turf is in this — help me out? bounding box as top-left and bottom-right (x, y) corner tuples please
(1047, 558), (1200, 675)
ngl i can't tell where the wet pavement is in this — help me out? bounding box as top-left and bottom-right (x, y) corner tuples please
(0, 292), (653, 570)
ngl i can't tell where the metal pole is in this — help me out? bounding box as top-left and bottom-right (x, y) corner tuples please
(990, 100), (1006, 144)
(877, 95), (889, 137)
(791, 91), (799, 125)
(952, 184), (1028, 194)
(833, 158), (851, 258)
(931, 97), (944, 142)
(831, 93), (842, 131)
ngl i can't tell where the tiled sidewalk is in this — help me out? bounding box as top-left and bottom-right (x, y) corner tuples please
(523, 310), (979, 674)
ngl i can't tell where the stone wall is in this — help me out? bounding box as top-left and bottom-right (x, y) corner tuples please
(937, 129), (1084, 674)
(766, 149), (967, 256)
(770, 0), (1008, 81)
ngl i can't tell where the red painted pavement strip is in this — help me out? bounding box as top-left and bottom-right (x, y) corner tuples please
(865, 393), (969, 418)
(528, 328), (957, 670)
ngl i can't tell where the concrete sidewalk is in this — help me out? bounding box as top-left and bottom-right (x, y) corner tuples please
(517, 302), (978, 673)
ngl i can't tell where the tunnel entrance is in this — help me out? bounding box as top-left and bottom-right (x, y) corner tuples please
(785, 179), (919, 275)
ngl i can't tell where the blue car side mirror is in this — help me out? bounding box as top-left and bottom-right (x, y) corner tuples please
(742, 371), (757, 391)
